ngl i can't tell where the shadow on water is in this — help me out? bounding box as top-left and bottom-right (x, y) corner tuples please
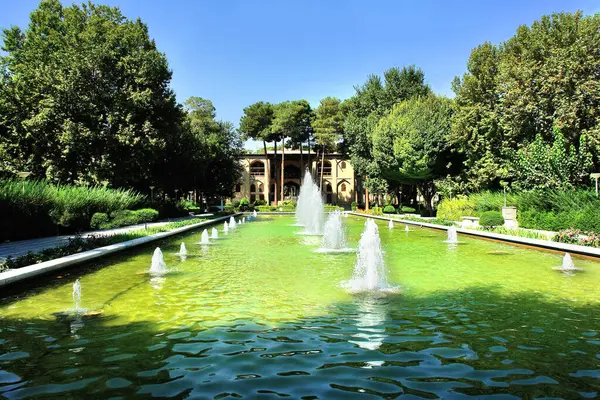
(1, 287), (600, 399)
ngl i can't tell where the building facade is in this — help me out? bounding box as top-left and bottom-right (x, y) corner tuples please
(233, 151), (357, 206)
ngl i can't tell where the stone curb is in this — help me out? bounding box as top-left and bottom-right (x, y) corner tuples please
(0, 214), (239, 288)
(349, 212), (600, 259)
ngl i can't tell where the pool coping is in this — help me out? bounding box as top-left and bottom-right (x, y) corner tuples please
(0, 213), (239, 288)
(349, 212), (600, 259)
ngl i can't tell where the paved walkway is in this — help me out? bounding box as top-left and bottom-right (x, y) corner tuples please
(0, 214), (213, 261)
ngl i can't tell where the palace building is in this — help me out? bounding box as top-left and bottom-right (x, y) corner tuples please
(234, 151), (358, 206)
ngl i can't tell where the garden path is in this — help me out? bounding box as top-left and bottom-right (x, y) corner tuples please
(0, 214), (212, 262)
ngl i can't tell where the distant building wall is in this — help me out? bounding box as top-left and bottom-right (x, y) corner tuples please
(233, 152), (356, 207)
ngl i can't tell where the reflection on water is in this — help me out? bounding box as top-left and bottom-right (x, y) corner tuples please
(349, 297), (387, 351)
(149, 276), (166, 291)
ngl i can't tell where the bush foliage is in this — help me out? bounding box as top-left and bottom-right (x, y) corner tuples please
(90, 208), (159, 230)
(479, 211), (504, 228)
(383, 205), (396, 214)
(437, 189), (600, 232)
(0, 179), (143, 241)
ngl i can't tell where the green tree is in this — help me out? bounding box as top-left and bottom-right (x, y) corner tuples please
(510, 127), (592, 190)
(270, 100), (313, 193)
(451, 42), (503, 190)
(0, 0), (183, 189)
(343, 66), (431, 203)
(372, 95), (455, 213)
(452, 12), (600, 190)
(238, 101), (277, 202)
(179, 97), (242, 197)
(313, 97), (344, 189)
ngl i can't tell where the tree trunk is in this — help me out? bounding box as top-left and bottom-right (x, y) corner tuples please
(263, 140), (269, 205)
(319, 148), (325, 191)
(273, 141), (278, 205)
(300, 145), (304, 183)
(307, 140), (311, 178)
(418, 181), (435, 215)
(280, 136), (285, 203)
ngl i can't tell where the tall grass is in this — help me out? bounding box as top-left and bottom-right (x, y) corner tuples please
(0, 179), (143, 241)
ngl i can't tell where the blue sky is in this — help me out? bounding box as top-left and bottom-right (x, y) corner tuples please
(1, 0), (598, 149)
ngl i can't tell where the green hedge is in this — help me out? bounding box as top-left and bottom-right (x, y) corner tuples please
(90, 208), (159, 230)
(479, 211), (504, 228)
(383, 205), (396, 214)
(437, 189), (600, 232)
(0, 179), (143, 241)
(519, 208), (600, 232)
(255, 205), (296, 212)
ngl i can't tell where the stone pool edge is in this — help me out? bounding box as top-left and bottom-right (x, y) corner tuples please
(0, 213), (239, 288)
(349, 212), (600, 259)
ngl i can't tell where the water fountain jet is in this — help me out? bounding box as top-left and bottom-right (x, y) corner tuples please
(445, 226), (459, 244)
(72, 279), (82, 312)
(211, 227), (219, 239)
(343, 219), (398, 294)
(223, 221), (229, 233)
(199, 229), (210, 245)
(553, 253), (581, 272)
(229, 216), (237, 230)
(316, 209), (353, 253)
(150, 247), (167, 275)
(388, 220), (394, 229)
(295, 170), (324, 235)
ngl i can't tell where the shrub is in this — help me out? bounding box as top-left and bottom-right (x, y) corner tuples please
(239, 197), (251, 211)
(436, 197), (476, 221)
(134, 208), (159, 223)
(232, 200), (241, 208)
(351, 201), (358, 211)
(254, 199), (267, 206)
(372, 206), (383, 216)
(90, 213), (109, 229)
(255, 205), (295, 212)
(383, 205), (396, 214)
(281, 199), (297, 207)
(479, 211), (504, 228)
(400, 206), (416, 213)
(402, 216), (455, 226)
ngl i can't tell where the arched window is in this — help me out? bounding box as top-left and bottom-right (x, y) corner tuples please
(318, 161), (332, 176)
(340, 161), (347, 169)
(341, 183), (346, 192)
(235, 183), (241, 192)
(250, 161), (265, 176)
(326, 184), (333, 193)
(250, 182), (264, 202)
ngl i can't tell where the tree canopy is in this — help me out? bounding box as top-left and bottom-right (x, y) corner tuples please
(451, 11), (600, 191)
(0, 0), (241, 197)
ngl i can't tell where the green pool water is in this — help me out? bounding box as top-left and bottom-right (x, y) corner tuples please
(1, 215), (600, 399)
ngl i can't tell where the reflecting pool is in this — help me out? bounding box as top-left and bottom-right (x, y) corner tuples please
(1, 216), (600, 398)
